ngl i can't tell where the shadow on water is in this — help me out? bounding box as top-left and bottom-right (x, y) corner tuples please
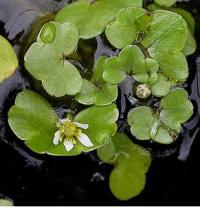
(0, 0), (200, 205)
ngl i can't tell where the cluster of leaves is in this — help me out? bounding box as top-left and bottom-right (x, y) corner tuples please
(1, 0), (196, 202)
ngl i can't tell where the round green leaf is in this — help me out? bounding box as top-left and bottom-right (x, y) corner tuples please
(105, 7), (146, 49)
(74, 104), (119, 149)
(56, 0), (143, 39)
(25, 21), (82, 97)
(127, 106), (154, 140)
(97, 140), (116, 163)
(142, 10), (187, 54)
(160, 88), (193, 132)
(100, 133), (152, 200)
(152, 127), (173, 144)
(103, 45), (159, 84)
(75, 79), (118, 106)
(155, 52), (188, 81)
(76, 57), (118, 106)
(8, 90), (57, 154)
(0, 35), (18, 83)
(151, 74), (171, 97)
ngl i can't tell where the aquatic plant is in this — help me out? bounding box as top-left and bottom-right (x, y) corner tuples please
(1, 0), (196, 201)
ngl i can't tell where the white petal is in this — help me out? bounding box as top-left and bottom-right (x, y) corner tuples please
(64, 139), (74, 151)
(53, 131), (60, 145)
(78, 133), (93, 147)
(59, 118), (69, 124)
(74, 122), (89, 129)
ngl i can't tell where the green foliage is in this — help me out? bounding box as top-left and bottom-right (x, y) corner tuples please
(97, 133), (151, 200)
(75, 56), (118, 106)
(148, 5), (196, 56)
(25, 21), (82, 97)
(55, 0), (142, 39)
(127, 89), (193, 144)
(154, 0), (176, 7)
(103, 45), (159, 85)
(0, 35), (18, 83)
(8, 90), (119, 155)
(105, 7), (146, 49)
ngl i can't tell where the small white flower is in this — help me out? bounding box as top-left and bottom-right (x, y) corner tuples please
(53, 118), (93, 152)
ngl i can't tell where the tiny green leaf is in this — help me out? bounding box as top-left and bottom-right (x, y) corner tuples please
(0, 35), (18, 83)
(25, 21), (83, 97)
(39, 22), (56, 44)
(160, 88), (193, 132)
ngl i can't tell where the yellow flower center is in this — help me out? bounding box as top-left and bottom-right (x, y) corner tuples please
(59, 120), (81, 143)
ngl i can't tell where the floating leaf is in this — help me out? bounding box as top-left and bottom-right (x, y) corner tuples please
(127, 106), (174, 144)
(128, 106), (154, 140)
(55, 0), (142, 39)
(76, 56), (118, 106)
(182, 29), (196, 56)
(97, 133), (151, 200)
(127, 89), (193, 144)
(105, 8), (189, 87)
(8, 90), (119, 156)
(105, 7), (146, 49)
(154, 0), (176, 7)
(151, 74), (171, 97)
(148, 5), (196, 56)
(142, 10), (188, 81)
(0, 35), (18, 83)
(160, 88), (193, 132)
(24, 21), (82, 97)
(103, 45), (159, 85)
(8, 90), (57, 154)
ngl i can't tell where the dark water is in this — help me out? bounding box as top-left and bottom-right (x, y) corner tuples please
(0, 0), (200, 205)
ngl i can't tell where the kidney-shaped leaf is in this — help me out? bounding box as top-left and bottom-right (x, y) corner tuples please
(128, 106), (154, 140)
(142, 10), (188, 81)
(103, 45), (159, 84)
(98, 133), (151, 200)
(24, 21), (82, 97)
(105, 7), (146, 49)
(0, 35), (18, 83)
(8, 90), (119, 156)
(8, 90), (57, 154)
(55, 0), (142, 39)
(160, 88), (193, 132)
(128, 89), (193, 144)
(127, 106), (174, 144)
(75, 56), (118, 106)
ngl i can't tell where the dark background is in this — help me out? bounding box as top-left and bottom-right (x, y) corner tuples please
(0, 0), (200, 205)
